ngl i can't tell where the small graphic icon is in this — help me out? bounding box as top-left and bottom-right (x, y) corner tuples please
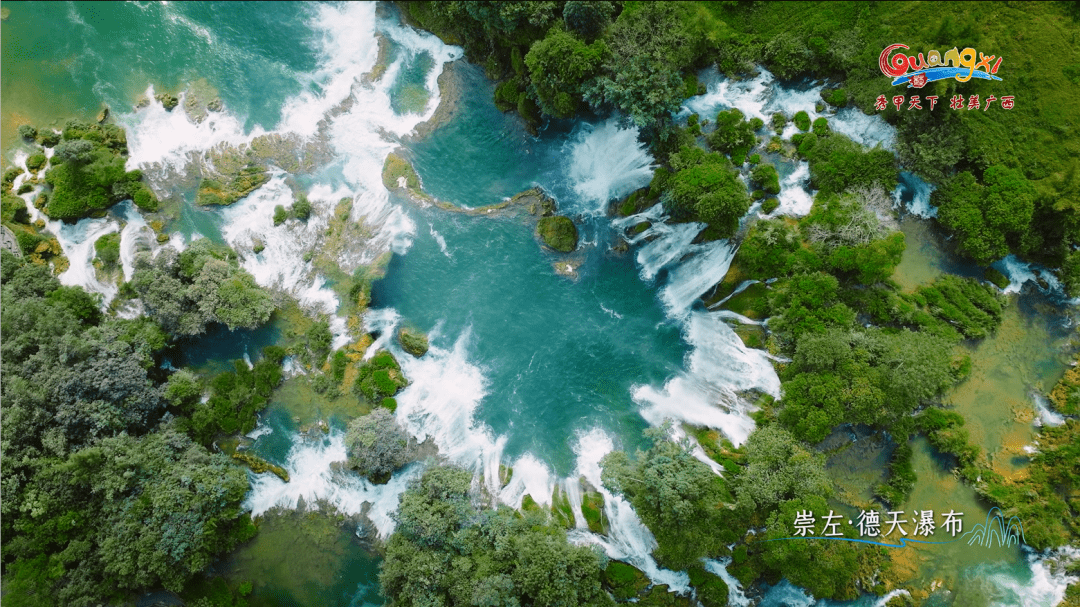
(879, 43), (1002, 88)
(960, 507), (1026, 548)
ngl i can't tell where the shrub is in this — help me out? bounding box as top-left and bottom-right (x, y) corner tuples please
(536, 215), (578, 252)
(292, 194), (312, 221)
(794, 110), (811, 131)
(812, 116), (829, 135)
(26, 153), (47, 171)
(761, 197), (780, 214)
(18, 124), (37, 140)
(771, 112), (787, 133)
(94, 232), (121, 268)
(273, 204), (288, 226)
(751, 163), (781, 195)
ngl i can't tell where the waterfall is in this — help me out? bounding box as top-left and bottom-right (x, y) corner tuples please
(565, 119), (656, 216)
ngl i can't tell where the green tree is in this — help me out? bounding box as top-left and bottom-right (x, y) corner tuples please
(734, 426), (831, 511)
(935, 167), (1036, 264)
(525, 29), (607, 118)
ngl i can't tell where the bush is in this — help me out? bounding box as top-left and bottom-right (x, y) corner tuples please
(94, 232), (121, 268)
(761, 197), (780, 214)
(292, 194), (312, 221)
(26, 153), (47, 171)
(345, 408), (414, 481)
(707, 108), (756, 157)
(812, 116), (829, 135)
(771, 112), (787, 133)
(536, 215), (578, 252)
(273, 204), (288, 226)
(805, 133), (897, 195)
(751, 163), (781, 195)
(18, 124), (37, 140)
(353, 350), (408, 402)
(794, 110), (811, 131)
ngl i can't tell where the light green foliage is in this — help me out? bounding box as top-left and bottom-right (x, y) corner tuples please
(767, 272), (854, 342)
(537, 215), (579, 252)
(801, 188), (904, 284)
(130, 239), (274, 335)
(771, 112), (786, 134)
(793, 110), (810, 132)
(805, 133), (897, 195)
(306, 319), (332, 365)
(399, 327), (430, 357)
(934, 167), (1036, 264)
(601, 425), (735, 569)
(525, 29), (607, 118)
(707, 109), (756, 161)
(380, 465), (613, 607)
(914, 275), (1004, 339)
(736, 218), (820, 279)
(779, 327), (956, 442)
(26, 153), (47, 171)
(93, 232), (120, 268)
(163, 369), (203, 411)
(687, 565), (729, 607)
(811, 116), (829, 135)
(345, 408), (414, 482)
(602, 561), (649, 600)
(2, 191), (30, 224)
(292, 194), (312, 221)
(354, 350), (408, 403)
(734, 426), (830, 511)
(664, 149), (749, 238)
(750, 163), (780, 195)
(273, 204), (288, 226)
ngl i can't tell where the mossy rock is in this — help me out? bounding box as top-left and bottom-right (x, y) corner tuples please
(724, 282), (769, 319)
(984, 267), (1010, 289)
(499, 464), (513, 487)
(581, 490), (606, 535)
(252, 238), (265, 254)
(761, 197), (780, 214)
(603, 561), (650, 601)
(233, 451), (289, 482)
(382, 152), (421, 191)
(637, 584), (693, 606)
(687, 564), (729, 607)
(520, 494), (543, 514)
(197, 163), (270, 206)
(550, 485), (575, 529)
(398, 327), (429, 357)
(536, 215), (578, 253)
(155, 93), (180, 111)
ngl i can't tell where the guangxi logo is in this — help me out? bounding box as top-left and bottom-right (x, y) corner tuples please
(879, 44), (1002, 88)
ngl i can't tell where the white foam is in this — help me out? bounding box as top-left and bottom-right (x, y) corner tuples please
(244, 428), (421, 538)
(429, 224), (452, 259)
(566, 119), (655, 215)
(892, 171), (937, 218)
(702, 558), (751, 607)
(1033, 393), (1066, 427)
(630, 220), (705, 282)
(776, 162), (814, 217)
(634, 311), (779, 447)
(829, 106), (896, 151)
(978, 546), (1079, 607)
(660, 239), (736, 315)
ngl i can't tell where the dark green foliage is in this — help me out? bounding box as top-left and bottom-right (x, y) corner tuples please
(793, 110), (810, 131)
(761, 197), (779, 214)
(382, 397), (398, 412)
(129, 239), (274, 335)
(934, 167), (1036, 264)
(3, 166), (25, 191)
(93, 232), (120, 268)
(767, 272), (853, 342)
(25, 153), (47, 171)
(603, 561), (649, 600)
(564, 1), (614, 39)
(45, 146), (139, 220)
(494, 77), (526, 111)
(805, 133), (898, 195)
(734, 426), (831, 511)
(751, 163), (780, 195)
(771, 112), (786, 134)
(39, 131), (60, 148)
(759, 495), (884, 600)
(601, 425), (736, 569)
(399, 327), (430, 357)
(825, 88), (846, 106)
(331, 350), (348, 383)
(292, 194), (312, 221)
(380, 465), (613, 607)
(186, 348), (283, 444)
(18, 124), (37, 140)
(536, 215), (578, 252)
(736, 219), (819, 279)
(796, 132), (817, 156)
(353, 350), (408, 403)
(525, 30), (607, 118)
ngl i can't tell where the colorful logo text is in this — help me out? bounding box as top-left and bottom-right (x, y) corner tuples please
(879, 44), (1002, 88)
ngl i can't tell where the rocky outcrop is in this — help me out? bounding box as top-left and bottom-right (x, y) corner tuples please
(536, 215), (578, 252)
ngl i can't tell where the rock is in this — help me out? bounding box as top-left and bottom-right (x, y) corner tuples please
(232, 451), (290, 482)
(135, 95), (151, 109)
(553, 259), (581, 279)
(96, 105), (109, 123)
(1, 226), (22, 257)
(612, 238), (629, 254)
(155, 93), (179, 111)
(196, 162), (270, 205)
(398, 327), (429, 357)
(252, 238), (265, 254)
(984, 267), (1010, 289)
(536, 215), (578, 252)
(207, 97), (223, 112)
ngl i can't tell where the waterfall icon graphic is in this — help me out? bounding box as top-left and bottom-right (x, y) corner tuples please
(960, 507), (1026, 548)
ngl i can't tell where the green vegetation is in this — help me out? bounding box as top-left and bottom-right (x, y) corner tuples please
(130, 239), (275, 336)
(379, 465), (612, 606)
(805, 133), (898, 195)
(707, 108), (756, 163)
(232, 451), (289, 482)
(382, 152), (421, 190)
(36, 121), (160, 219)
(933, 167), (1036, 264)
(345, 408), (415, 483)
(93, 232), (120, 269)
(182, 347), (285, 445)
(399, 326), (430, 357)
(660, 147), (750, 238)
(25, 153), (46, 171)
(1, 251), (257, 606)
(750, 163), (780, 195)
(273, 204), (288, 226)
(353, 350), (408, 403)
(602, 561), (649, 600)
(537, 215), (579, 252)
(793, 110), (810, 132)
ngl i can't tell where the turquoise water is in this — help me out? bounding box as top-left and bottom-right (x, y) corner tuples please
(4, 3), (1076, 606)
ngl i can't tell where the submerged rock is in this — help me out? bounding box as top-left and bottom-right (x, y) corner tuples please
(537, 215), (578, 252)
(985, 267), (1010, 289)
(233, 451), (290, 482)
(196, 163), (270, 206)
(96, 105), (109, 123)
(398, 327), (429, 358)
(155, 92), (179, 111)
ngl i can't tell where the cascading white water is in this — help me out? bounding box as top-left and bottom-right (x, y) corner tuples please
(893, 171), (937, 218)
(775, 162), (815, 216)
(1033, 393), (1066, 427)
(702, 558), (751, 607)
(566, 120), (656, 216)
